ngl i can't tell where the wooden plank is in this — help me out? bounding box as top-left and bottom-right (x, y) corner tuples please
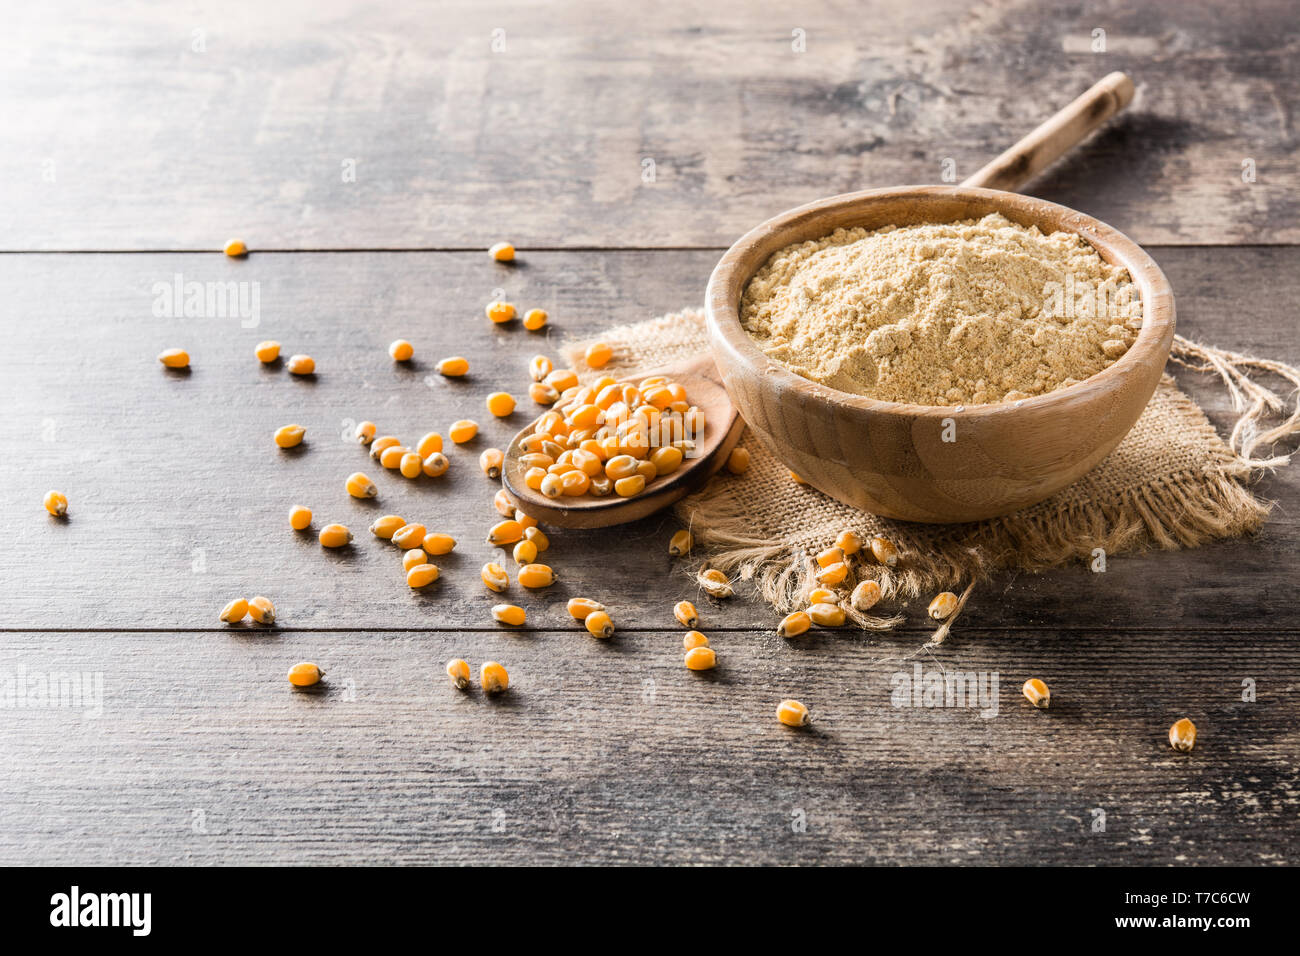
(2, 0), (1297, 250)
(2, 248), (1298, 633)
(1, 626), (1294, 864)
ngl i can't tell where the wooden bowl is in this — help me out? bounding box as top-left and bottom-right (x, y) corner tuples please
(705, 185), (1175, 523)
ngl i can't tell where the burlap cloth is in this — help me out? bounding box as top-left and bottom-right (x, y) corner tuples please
(564, 310), (1300, 640)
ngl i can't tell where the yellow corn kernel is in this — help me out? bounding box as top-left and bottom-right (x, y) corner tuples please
(380, 445), (408, 469)
(248, 595), (276, 624)
(224, 238), (247, 257)
(560, 470), (591, 496)
(583, 342), (613, 368)
(808, 587), (837, 605)
(850, 579), (882, 611)
(255, 340), (281, 363)
(422, 452), (450, 477)
(288, 662), (323, 688)
(414, 432), (443, 458)
(354, 421), (376, 445)
(536, 411), (567, 436)
(776, 699), (810, 727)
(402, 548), (428, 572)
(369, 435), (400, 459)
(870, 536), (899, 567)
(436, 356), (469, 377)
(725, 447), (751, 474)
(539, 473), (563, 499)
(777, 611), (811, 638)
(790, 471), (807, 485)
(684, 407), (706, 436)
(449, 419), (479, 444)
(486, 392), (516, 418)
(389, 339), (414, 362)
(481, 661), (509, 694)
(219, 598), (248, 624)
(835, 531), (864, 556)
(1022, 678), (1050, 709)
(567, 449), (600, 477)
(809, 602), (846, 627)
(614, 475), (646, 497)
(43, 490), (68, 517)
(566, 597), (605, 620)
(816, 562), (848, 586)
(650, 445), (684, 477)
(491, 488), (514, 517)
(486, 301), (516, 323)
(585, 610), (614, 639)
(684, 646), (717, 671)
(489, 241), (515, 262)
(522, 308), (548, 331)
(524, 466), (546, 490)
(391, 523), (427, 549)
(674, 600), (698, 628)
(589, 475), (612, 496)
(511, 539), (538, 565)
(491, 603), (526, 627)
(289, 505), (312, 530)
(523, 526), (549, 551)
(545, 369), (580, 394)
(603, 454), (638, 480)
(928, 592), (958, 621)
(1169, 717), (1197, 752)
(319, 524), (353, 548)
(682, 630), (709, 650)
(529, 382), (560, 405)
(346, 472), (378, 499)
(514, 510), (537, 529)
(286, 354), (315, 375)
(517, 563), (555, 588)
(472, 449), (501, 481)
(406, 563), (440, 588)
(399, 451), (423, 479)
(481, 562), (509, 592)
(446, 658), (471, 690)
(520, 452), (555, 472)
(699, 569), (733, 598)
(369, 514), (406, 539)
(669, 529), (693, 556)
(158, 347), (190, 369)
(421, 532), (455, 555)
(487, 520), (524, 546)
(529, 355), (553, 382)
(816, 546), (844, 568)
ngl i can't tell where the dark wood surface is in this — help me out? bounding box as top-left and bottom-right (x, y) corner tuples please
(2, 0), (1297, 866)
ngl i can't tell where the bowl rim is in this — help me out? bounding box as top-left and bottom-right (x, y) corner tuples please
(705, 184), (1175, 418)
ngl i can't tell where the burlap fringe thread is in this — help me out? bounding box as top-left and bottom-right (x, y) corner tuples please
(566, 313), (1300, 644)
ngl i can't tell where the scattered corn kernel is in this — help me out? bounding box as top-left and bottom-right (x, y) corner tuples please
(158, 348), (190, 369)
(1022, 678), (1050, 709)
(449, 419), (479, 444)
(423, 532), (456, 555)
(816, 546), (844, 568)
(370, 436), (400, 459)
(493, 488), (515, 516)
(369, 514), (406, 539)
(870, 536), (899, 567)
(699, 569), (733, 599)
(790, 471), (807, 485)
(850, 579), (882, 611)
(219, 598), (248, 624)
(422, 452), (450, 477)
(406, 563), (440, 588)
(487, 520), (524, 546)
(436, 356), (469, 377)
(286, 354), (315, 375)
(545, 368), (579, 392)
(515, 510), (537, 529)
(415, 432), (443, 458)
(392, 523), (427, 549)
(777, 611), (811, 638)
(389, 339), (414, 362)
(669, 529), (693, 556)
(486, 301), (516, 324)
(224, 238), (247, 257)
(402, 548), (428, 572)
(518, 563), (555, 588)
(522, 308), (548, 331)
(684, 646), (717, 671)
(928, 591), (959, 620)
(816, 562), (848, 586)
(319, 524), (353, 548)
(492, 603), (526, 626)
(446, 658), (471, 690)
(346, 472), (378, 498)
(529, 355), (553, 382)
(1169, 717), (1197, 752)
(489, 241), (515, 262)
(274, 424), (306, 448)
(567, 597), (605, 620)
(530, 382), (560, 405)
(486, 392), (516, 417)
(584, 610), (614, 639)
(584, 342), (613, 368)
(809, 602), (846, 627)
(523, 526), (549, 551)
(674, 600), (698, 628)
(682, 630), (709, 650)
(726, 447), (750, 474)
(479, 448), (504, 479)
(776, 699), (810, 727)
(808, 588), (837, 605)
(399, 451), (423, 479)
(248, 595), (276, 624)
(379, 445), (408, 469)
(354, 421), (376, 445)
(289, 505), (312, 530)
(43, 490), (68, 517)
(480, 661), (509, 694)
(835, 531), (863, 556)
(481, 562), (509, 592)
(512, 539), (539, 565)
(288, 662), (322, 687)
(255, 340), (281, 363)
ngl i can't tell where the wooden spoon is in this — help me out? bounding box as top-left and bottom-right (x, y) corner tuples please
(501, 353), (743, 528)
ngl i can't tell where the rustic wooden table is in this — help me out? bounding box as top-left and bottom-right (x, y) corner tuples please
(3, 0), (1296, 866)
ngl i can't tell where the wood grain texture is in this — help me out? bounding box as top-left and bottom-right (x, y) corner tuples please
(2, 0), (1297, 251)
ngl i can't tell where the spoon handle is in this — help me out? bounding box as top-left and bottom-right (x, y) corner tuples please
(961, 71), (1134, 193)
